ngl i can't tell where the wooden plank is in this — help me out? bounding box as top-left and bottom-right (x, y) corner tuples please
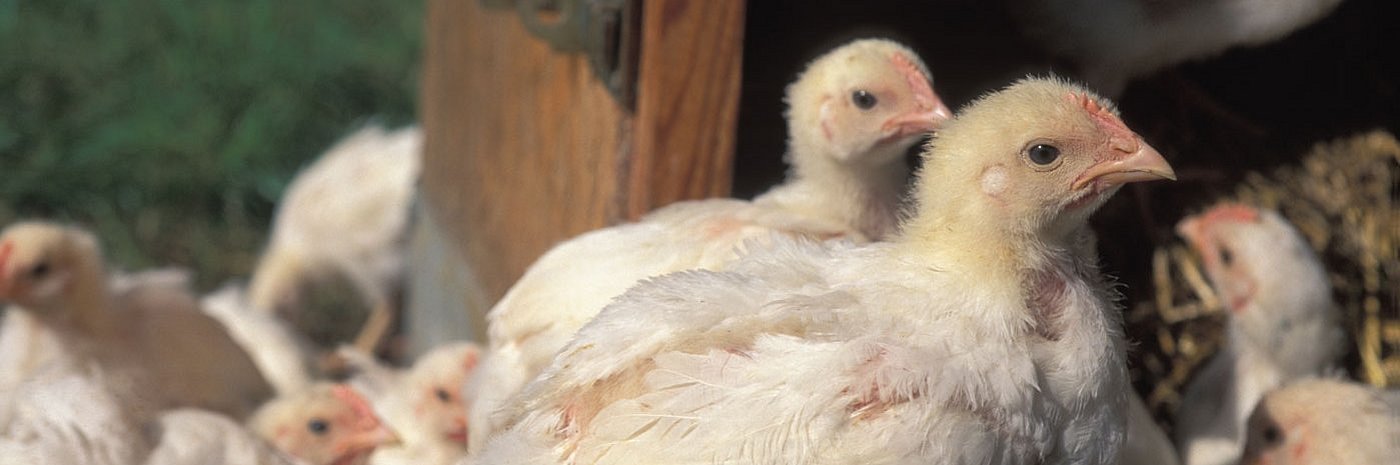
(417, 0), (746, 333)
(420, 0), (630, 307)
(627, 0), (745, 218)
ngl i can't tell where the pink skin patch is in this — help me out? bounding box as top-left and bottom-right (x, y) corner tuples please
(889, 52), (936, 113)
(1198, 203), (1261, 227)
(1067, 92), (1139, 158)
(0, 240), (12, 283)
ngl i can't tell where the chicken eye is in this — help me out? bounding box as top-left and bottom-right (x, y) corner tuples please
(435, 388), (452, 403)
(29, 261), (50, 279)
(851, 90), (877, 110)
(1219, 246), (1234, 267)
(1261, 424), (1282, 445)
(1027, 144), (1060, 165)
(307, 418), (330, 435)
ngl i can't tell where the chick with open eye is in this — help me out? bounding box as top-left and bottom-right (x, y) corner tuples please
(249, 383), (399, 465)
(468, 38), (952, 452)
(0, 222), (272, 419)
(1240, 378), (1399, 465)
(1173, 204), (1346, 465)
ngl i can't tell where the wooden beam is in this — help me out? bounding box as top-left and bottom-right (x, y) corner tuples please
(421, 0), (630, 305)
(628, 0), (745, 218)
(417, 0), (746, 328)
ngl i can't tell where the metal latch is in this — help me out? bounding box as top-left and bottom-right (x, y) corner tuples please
(483, 0), (639, 109)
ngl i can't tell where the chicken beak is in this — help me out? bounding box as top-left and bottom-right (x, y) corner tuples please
(1071, 141), (1176, 190)
(884, 96), (953, 138)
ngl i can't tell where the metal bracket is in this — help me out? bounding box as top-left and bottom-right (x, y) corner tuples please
(483, 0), (639, 109)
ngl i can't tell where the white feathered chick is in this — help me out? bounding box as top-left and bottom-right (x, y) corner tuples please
(0, 362), (150, 465)
(467, 38), (951, 451)
(1014, 0), (1346, 96)
(0, 222), (274, 419)
(474, 77), (1175, 465)
(1240, 378), (1399, 465)
(342, 342), (481, 465)
(248, 124), (421, 352)
(1173, 204), (1345, 465)
(250, 383), (399, 465)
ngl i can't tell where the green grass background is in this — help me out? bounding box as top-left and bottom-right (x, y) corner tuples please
(0, 0), (423, 288)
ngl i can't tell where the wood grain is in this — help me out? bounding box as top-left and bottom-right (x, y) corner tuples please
(418, 0), (746, 327)
(421, 0), (628, 308)
(627, 0), (745, 218)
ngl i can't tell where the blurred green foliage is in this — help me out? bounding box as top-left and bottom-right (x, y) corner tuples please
(0, 0), (422, 287)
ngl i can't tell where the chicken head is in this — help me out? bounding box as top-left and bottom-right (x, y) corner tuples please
(907, 77), (1175, 243)
(409, 342), (481, 447)
(250, 383), (398, 465)
(0, 222), (104, 317)
(1240, 379), (1398, 465)
(786, 38), (951, 169)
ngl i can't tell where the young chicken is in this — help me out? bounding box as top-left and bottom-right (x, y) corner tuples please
(0, 267), (192, 391)
(341, 342), (481, 465)
(248, 124), (422, 353)
(473, 77), (1175, 465)
(146, 408), (298, 465)
(1239, 378), (1399, 465)
(0, 361), (151, 465)
(250, 383), (399, 465)
(468, 38), (951, 451)
(1172, 204), (1345, 465)
(202, 283), (317, 396)
(1013, 0), (1345, 96)
(0, 222), (274, 419)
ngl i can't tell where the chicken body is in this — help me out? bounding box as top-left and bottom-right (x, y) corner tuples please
(1014, 0), (1345, 95)
(343, 342), (481, 465)
(146, 409), (297, 465)
(473, 77), (1175, 465)
(0, 222), (274, 419)
(1173, 205), (1345, 465)
(250, 383), (399, 465)
(203, 283), (317, 396)
(248, 124), (421, 351)
(467, 38), (951, 451)
(0, 362), (150, 465)
(1239, 378), (1399, 465)
(0, 267), (194, 391)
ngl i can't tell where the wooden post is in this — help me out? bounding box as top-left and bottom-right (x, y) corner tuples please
(416, 0), (745, 340)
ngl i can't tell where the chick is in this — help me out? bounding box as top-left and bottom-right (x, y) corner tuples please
(341, 342), (481, 465)
(0, 267), (192, 391)
(473, 77), (1174, 465)
(468, 38), (950, 451)
(0, 362), (151, 465)
(1173, 204), (1345, 465)
(1014, 0), (1345, 95)
(1239, 378), (1399, 465)
(0, 222), (274, 418)
(249, 383), (399, 465)
(248, 124), (422, 353)
(146, 408), (297, 465)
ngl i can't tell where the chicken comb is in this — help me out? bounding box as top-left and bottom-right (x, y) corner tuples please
(1200, 202), (1261, 226)
(331, 384), (382, 429)
(1069, 92), (1139, 154)
(890, 52), (936, 111)
(0, 241), (12, 282)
